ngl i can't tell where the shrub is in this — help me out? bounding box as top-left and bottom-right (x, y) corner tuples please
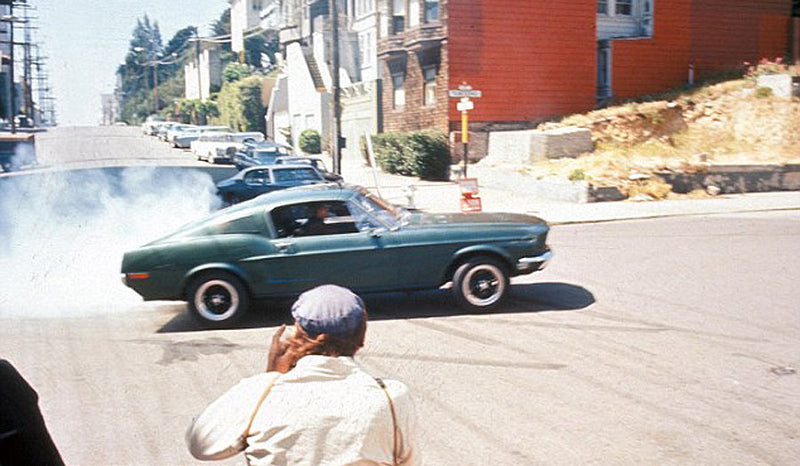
(755, 86), (773, 99)
(367, 131), (451, 180)
(222, 62), (253, 83)
(299, 129), (322, 154)
(568, 168), (586, 181)
(403, 131), (451, 181)
(371, 132), (408, 175)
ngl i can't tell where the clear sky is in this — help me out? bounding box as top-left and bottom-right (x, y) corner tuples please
(33, 0), (230, 126)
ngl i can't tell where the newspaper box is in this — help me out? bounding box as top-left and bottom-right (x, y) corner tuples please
(458, 178), (482, 213)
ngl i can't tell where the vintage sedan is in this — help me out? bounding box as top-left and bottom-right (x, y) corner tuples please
(121, 184), (552, 327)
(274, 156), (343, 182)
(232, 142), (293, 170)
(216, 164), (327, 204)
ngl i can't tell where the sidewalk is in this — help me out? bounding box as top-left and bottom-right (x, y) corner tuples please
(340, 158), (800, 224)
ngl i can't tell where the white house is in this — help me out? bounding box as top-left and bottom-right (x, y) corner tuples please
(265, 0), (382, 160)
(230, 0), (265, 55)
(184, 43), (222, 101)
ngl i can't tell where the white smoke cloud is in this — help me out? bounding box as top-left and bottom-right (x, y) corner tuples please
(0, 167), (221, 318)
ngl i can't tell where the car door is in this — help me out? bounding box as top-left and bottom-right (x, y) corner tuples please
(241, 168), (272, 199)
(262, 200), (399, 294)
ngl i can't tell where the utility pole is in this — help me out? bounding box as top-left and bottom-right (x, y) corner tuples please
(22, 2), (31, 125)
(329, 0), (342, 175)
(8, 0), (15, 133)
(194, 33), (203, 100)
(153, 62), (159, 113)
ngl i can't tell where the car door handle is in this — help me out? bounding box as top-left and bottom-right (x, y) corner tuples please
(275, 242), (296, 254)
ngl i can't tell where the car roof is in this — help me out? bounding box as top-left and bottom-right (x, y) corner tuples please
(246, 141), (290, 148)
(227, 183), (358, 211)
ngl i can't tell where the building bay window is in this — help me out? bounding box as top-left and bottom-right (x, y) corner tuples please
(597, 0), (654, 39)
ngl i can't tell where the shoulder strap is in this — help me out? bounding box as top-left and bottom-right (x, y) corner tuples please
(374, 377), (399, 466)
(243, 374), (280, 441)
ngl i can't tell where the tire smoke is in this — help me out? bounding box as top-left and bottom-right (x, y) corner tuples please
(0, 167), (221, 318)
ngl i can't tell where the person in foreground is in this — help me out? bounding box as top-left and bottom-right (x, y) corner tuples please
(186, 284), (418, 466)
(0, 359), (65, 466)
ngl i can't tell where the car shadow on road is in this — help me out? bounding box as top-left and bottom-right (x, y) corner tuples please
(156, 282), (594, 333)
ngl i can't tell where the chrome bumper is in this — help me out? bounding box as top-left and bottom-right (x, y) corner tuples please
(517, 250), (553, 272)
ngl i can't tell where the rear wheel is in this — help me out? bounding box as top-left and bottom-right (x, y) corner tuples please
(186, 271), (250, 328)
(452, 257), (509, 312)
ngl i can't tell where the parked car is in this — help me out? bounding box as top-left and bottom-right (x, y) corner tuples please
(0, 133), (37, 172)
(192, 131), (265, 164)
(162, 123), (196, 145)
(216, 164), (327, 204)
(120, 184), (552, 327)
(172, 125), (229, 149)
(274, 156), (343, 182)
(232, 142), (293, 170)
(141, 115), (164, 135)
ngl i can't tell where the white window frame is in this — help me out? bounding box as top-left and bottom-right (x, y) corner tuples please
(423, 66), (437, 106)
(392, 73), (405, 109)
(597, 0), (654, 39)
(424, 0), (440, 22)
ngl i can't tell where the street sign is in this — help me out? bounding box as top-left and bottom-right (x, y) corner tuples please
(456, 99), (474, 112)
(448, 89), (482, 98)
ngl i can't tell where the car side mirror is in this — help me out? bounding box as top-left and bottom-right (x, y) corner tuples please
(368, 227), (387, 238)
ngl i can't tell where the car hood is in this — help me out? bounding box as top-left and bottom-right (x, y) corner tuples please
(406, 211), (547, 227)
(216, 179), (238, 188)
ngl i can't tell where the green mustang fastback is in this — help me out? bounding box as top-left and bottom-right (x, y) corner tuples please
(121, 184), (552, 327)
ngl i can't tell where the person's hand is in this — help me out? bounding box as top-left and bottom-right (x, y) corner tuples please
(266, 325), (297, 373)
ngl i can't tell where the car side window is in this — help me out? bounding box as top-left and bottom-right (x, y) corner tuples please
(270, 201), (359, 238)
(348, 200), (383, 231)
(273, 168), (321, 183)
(244, 169), (270, 186)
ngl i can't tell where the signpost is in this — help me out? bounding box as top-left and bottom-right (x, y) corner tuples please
(449, 83), (482, 212)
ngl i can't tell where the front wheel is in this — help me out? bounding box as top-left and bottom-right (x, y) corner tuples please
(186, 271), (250, 328)
(452, 257), (509, 312)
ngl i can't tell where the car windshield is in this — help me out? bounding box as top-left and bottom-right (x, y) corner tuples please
(254, 149), (281, 158)
(350, 187), (409, 229)
(273, 167), (322, 182)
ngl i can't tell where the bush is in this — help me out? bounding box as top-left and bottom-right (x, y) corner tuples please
(371, 132), (408, 174)
(178, 99), (219, 125)
(299, 129), (322, 154)
(222, 62), (253, 83)
(213, 75), (264, 132)
(568, 169), (586, 181)
(403, 131), (451, 181)
(755, 86), (773, 99)
(367, 131), (451, 180)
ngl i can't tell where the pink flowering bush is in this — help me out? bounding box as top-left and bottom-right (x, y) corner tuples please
(744, 57), (799, 80)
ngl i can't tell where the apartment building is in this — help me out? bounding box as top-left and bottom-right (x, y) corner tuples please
(378, 0), (792, 157)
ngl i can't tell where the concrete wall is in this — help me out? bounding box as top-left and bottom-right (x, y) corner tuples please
(486, 127), (593, 164)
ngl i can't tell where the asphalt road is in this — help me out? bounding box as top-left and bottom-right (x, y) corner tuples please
(1, 127), (798, 465)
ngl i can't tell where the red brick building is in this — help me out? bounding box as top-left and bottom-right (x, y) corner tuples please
(377, 0), (793, 144)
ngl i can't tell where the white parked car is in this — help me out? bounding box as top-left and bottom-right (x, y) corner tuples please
(191, 131), (265, 164)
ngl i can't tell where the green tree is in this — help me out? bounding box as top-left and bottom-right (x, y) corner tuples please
(222, 62), (252, 83)
(213, 76), (264, 133)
